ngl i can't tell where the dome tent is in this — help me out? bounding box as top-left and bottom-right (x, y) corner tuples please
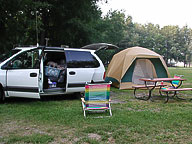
(105, 47), (170, 89)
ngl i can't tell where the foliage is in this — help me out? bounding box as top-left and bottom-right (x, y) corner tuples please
(0, 0), (101, 51)
(119, 22), (192, 66)
(1, 0), (192, 66)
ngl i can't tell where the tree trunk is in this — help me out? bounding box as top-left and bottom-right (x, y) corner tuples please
(40, 31), (45, 46)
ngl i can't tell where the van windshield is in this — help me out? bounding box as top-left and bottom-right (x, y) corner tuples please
(0, 49), (21, 63)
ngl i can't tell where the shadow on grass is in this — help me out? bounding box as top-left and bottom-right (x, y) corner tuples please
(4, 93), (82, 104)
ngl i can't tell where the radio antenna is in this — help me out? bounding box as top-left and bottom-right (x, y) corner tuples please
(36, 11), (39, 47)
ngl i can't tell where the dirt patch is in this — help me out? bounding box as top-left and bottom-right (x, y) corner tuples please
(111, 99), (126, 104)
(110, 91), (128, 103)
(0, 120), (79, 143)
(88, 133), (101, 140)
(108, 137), (116, 143)
(0, 121), (50, 137)
(115, 107), (161, 113)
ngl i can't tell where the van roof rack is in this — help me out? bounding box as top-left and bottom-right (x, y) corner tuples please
(81, 43), (119, 51)
(13, 45), (37, 48)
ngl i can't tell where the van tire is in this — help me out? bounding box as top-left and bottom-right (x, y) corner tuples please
(0, 88), (5, 103)
(74, 92), (83, 98)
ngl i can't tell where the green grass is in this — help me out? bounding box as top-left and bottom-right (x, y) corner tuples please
(0, 68), (192, 143)
(168, 67), (192, 85)
(4, 134), (54, 144)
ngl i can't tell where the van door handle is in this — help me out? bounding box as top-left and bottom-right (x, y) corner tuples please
(69, 71), (76, 75)
(30, 73), (37, 77)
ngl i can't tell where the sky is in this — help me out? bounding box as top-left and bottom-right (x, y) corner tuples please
(98, 0), (192, 28)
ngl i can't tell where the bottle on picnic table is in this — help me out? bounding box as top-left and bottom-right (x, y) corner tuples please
(161, 81), (163, 85)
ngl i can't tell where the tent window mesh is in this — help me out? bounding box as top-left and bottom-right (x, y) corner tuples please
(132, 59), (156, 85)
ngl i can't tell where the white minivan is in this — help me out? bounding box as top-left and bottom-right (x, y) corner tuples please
(0, 46), (106, 102)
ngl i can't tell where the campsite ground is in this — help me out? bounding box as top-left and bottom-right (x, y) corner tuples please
(0, 67), (192, 144)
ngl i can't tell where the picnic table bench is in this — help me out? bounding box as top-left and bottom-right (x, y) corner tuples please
(133, 77), (192, 103)
(133, 84), (167, 100)
(161, 88), (192, 102)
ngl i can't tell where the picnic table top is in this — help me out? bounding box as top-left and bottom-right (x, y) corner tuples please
(139, 77), (186, 82)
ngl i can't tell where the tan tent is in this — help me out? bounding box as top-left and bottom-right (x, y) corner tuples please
(105, 46), (170, 89)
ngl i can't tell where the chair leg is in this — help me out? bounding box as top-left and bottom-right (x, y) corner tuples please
(84, 110), (86, 118)
(109, 108), (112, 116)
(82, 101), (86, 118)
(109, 103), (112, 116)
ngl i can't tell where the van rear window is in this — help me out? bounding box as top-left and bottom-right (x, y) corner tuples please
(65, 50), (100, 68)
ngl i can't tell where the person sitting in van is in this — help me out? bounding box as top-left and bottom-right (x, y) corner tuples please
(57, 59), (66, 70)
(57, 59), (66, 83)
(47, 61), (58, 68)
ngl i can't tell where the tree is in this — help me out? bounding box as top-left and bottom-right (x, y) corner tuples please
(160, 26), (180, 65)
(119, 16), (137, 48)
(0, 0), (103, 53)
(178, 26), (192, 67)
(0, 0), (48, 52)
(97, 10), (127, 45)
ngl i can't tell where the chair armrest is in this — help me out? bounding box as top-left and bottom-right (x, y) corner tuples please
(81, 98), (85, 103)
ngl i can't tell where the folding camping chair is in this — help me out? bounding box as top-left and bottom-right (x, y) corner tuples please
(171, 75), (184, 88)
(81, 82), (112, 118)
(160, 74), (184, 98)
(161, 74), (184, 90)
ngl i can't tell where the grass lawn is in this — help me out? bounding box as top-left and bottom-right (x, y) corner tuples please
(0, 67), (192, 144)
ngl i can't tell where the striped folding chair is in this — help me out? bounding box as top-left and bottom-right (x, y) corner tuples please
(81, 82), (112, 118)
(172, 75), (184, 88)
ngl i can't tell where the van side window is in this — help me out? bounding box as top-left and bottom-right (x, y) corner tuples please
(65, 50), (100, 68)
(7, 50), (40, 69)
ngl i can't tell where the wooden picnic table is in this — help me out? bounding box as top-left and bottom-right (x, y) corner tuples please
(139, 77), (186, 84)
(134, 77), (192, 103)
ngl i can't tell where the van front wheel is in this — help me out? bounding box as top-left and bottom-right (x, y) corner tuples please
(0, 89), (5, 103)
